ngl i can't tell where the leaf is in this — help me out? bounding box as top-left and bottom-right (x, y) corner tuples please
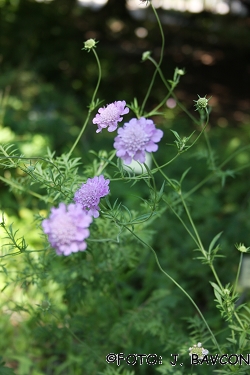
(226, 337), (237, 344)
(180, 167), (191, 185)
(214, 290), (222, 304)
(229, 324), (243, 332)
(170, 129), (181, 141)
(208, 232), (223, 254)
(158, 180), (165, 199)
(131, 212), (155, 224)
(239, 331), (247, 349)
(210, 282), (222, 295)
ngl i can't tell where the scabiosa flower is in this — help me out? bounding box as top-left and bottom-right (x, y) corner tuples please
(189, 342), (209, 359)
(93, 100), (129, 133)
(42, 203), (92, 256)
(114, 117), (163, 165)
(74, 175), (110, 218)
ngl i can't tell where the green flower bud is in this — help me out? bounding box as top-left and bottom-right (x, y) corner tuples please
(176, 68), (185, 76)
(235, 243), (250, 252)
(194, 94), (211, 111)
(82, 39), (98, 52)
(142, 51), (151, 61)
(38, 300), (51, 312)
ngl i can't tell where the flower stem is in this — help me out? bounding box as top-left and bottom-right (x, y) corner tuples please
(140, 2), (165, 116)
(124, 224), (222, 354)
(68, 48), (102, 158)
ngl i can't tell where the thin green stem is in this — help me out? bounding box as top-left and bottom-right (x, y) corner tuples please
(180, 192), (206, 257)
(234, 252), (243, 296)
(124, 224), (222, 354)
(185, 110), (209, 150)
(232, 252), (245, 331)
(147, 57), (200, 126)
(180, 190), (224, 290)
(140, 3), (165, 116)
(68, 48), (102, 157)
(233, 162), (250, 173)
(0, 155), (62, 176)
(96, 150), (116, 176)
(0, 176), (53, 203)
(144, 90), (173, 118)
(209, 264), (223, 290)
(0, 251), (23, 258)
(219, 144), (250, 169)
(151, 154), (176, 189)
(204, 130), (216, 171)
(168, 204), (200, 248)
(0, 86), (11, 127)
(234, 311), (245, 331)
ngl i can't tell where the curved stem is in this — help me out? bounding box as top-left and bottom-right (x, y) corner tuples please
(180, 190), (224, 290)
(180, 192), (206, 257)
(96, 150), (116, 176)
(0, 175), (53, 203)
(124, 224), (222, 354)
(168, 204), (200, 247)
(234, 252), (243, 296)
(147, 57), (199, 126)
(151, 153), (176, 189)
(68, 48), (102, 157)
(140, 3), (165, 116)
(204, 130), (216, 170)
(219, 144), (250, 169)
(0, 155), (62, 176)
(209, 264), (223, 290)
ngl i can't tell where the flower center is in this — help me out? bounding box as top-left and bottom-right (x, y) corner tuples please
(123, 126), (149, 153)
(50, 214), (76, 245)
(102, 105), (120, 123)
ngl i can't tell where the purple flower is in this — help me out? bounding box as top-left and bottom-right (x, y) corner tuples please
(114, 117), (163, 165)
(42, 203), (92, 256)
(74, 175), (110, 218)
(93, 100), (129, 133)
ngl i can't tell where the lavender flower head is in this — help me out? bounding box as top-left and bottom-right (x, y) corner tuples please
(114, 117), (163, 165)
(74, 175), (110, 218)
(42, 203), (92, 256)
(93, 100), (129, 133)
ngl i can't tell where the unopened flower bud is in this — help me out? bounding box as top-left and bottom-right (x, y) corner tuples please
(235, 243), (250, 252)
(176, 69), (185, 75)
(194, 94), (211, 111)
(142, 51), (151, 61)
(41, 300), (51, 311)
(82, 39), (98, 51)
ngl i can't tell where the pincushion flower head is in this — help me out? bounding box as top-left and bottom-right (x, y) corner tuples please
(74, 175), (110, 218)
(189, 342), (209, 359)
(114, 117), (163, 165)
(93, 100), (129, 133)
(42, 203), (92, 256)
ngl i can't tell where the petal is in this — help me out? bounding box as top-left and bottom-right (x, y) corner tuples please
(145, 142), (158, 152)
(134, 151), (146, 163)
(151, 129), (163, 142)
(116, 149), (126, 157)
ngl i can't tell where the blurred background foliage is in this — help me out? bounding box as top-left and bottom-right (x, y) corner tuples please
(0, 0), (250, 374)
